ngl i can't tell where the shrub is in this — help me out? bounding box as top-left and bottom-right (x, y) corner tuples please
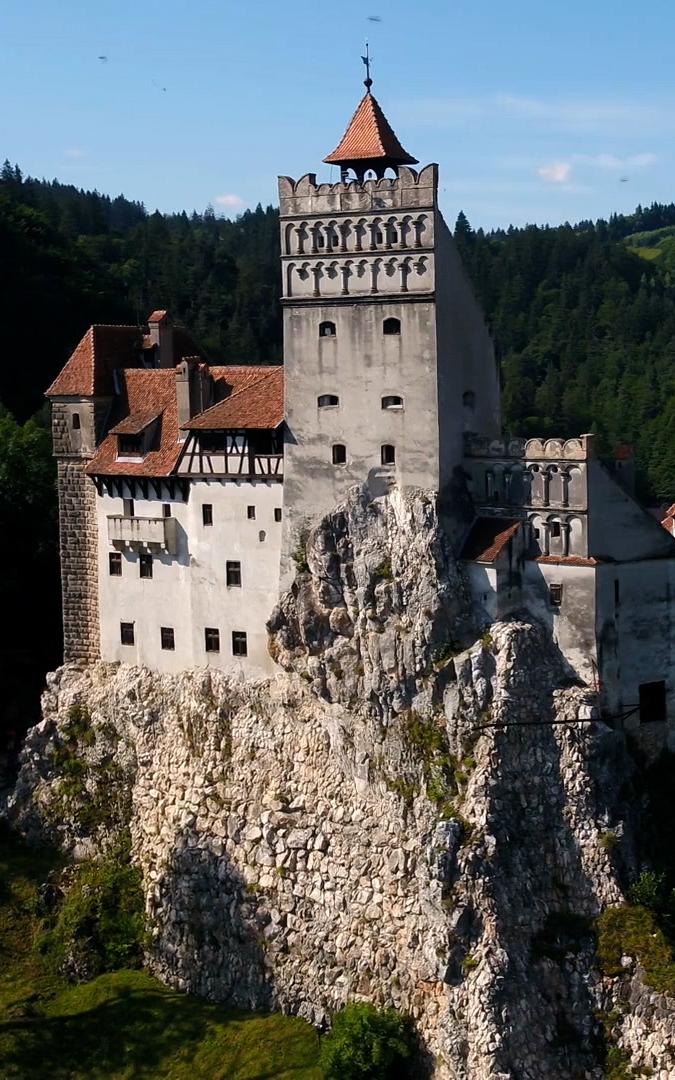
(629, 870), (671, 915)
(320, 1002), (416, 1080)
(597, 904), (675, 996)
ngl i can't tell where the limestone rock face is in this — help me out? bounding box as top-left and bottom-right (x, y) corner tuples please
(8, 487), (675, 1079)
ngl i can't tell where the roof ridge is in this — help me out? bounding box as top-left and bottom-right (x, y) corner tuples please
(190, 367), (280, 423)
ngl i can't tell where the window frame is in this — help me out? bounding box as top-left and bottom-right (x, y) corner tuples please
(318, 394), (339, 408)
(139, 553), (153, 579)
(549, 583), (563, 607)
(381, 395), (403, 410)
(381, 443), (396, 466)
(202, 503), (213, 526)
(160, 626), (175, 651)
(162, 503), (172, 518)
(72, 412), (81, 430)
(123, 498), (135, 518)
(319, 321), (336, 338)
(120, 621), (135, 646)
(204, 627), (220, 653)
(247, 505), (256, 520)
(383, 317), (401, 336)
(109, 552), (122, 576)
(274, 507), (282, 522)
(226, 560), (242, 587)
(332, 443), (347, 466)
(232, 630), (248, 657)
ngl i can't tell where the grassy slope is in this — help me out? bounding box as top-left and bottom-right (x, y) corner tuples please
(0, 828), (321, 1080)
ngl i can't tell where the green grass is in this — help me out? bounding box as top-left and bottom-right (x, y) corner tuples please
(597, 904), (675, 997)
(629, 246), (662, 261)
(0, 826), (322, 1079)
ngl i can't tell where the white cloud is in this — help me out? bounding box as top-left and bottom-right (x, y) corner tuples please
(537, 161), (572, 184)
(573, 152), (657, 170)
(64, 148), (87, 159)
(215, 193), (244, 208)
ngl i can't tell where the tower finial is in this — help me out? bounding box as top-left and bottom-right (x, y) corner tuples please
(361, 41), (373, 91)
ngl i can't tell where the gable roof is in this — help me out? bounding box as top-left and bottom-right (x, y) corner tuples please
(182, 367), (284, 431)
(46, 326), (142, 397)
(86, 369), (183, 477)
(461, 518), (522, 564)
(324, 92), (418, 166)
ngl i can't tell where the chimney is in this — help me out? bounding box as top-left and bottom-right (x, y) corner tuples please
(147, 310), (173, 368)
(580, 433), (596, 459)
(175, 360), (191, 436)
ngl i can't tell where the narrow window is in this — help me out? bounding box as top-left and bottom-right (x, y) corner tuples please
(232, 631), (248, 657)
(381, 395), (403, 410)
(463, 390), (476, 410)
(375, 230), (383, 244)
(72, 413), (81, 430)
(274, 507), (282, 522)
(202, 504), (213, 526)
(383, 317), (401, 335)
(247, 505), (256, 520)
(226, 560), (242, 587)
(550, 521), (561, 538)
(639, 680), (667, 723)
(123, 498), (134, 518)
(318, 394), (339, 407)
(614, 579), (620, 609)
(381, 444), (396, 466)
(109, 552), (122, 576)
(120, 622), (135, 646)
(549, 583), (563, 607)
(332, 443), (346, 465)
(139, 553), (153, 579)
(162, 504), (172, 518)
(319, 321), (336, 338)
(160, 627), (175, 651)
(205, 627), (220, 653)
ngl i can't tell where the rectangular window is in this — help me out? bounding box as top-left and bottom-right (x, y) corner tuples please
(226, 560), (242, 587)
(123, 498), (134, 518)
(120, 622), (134, 646)
(139, 553), (153, 579)
(162, 503), (172, 518)
(247, 505), (256, 520)
(381, 444), (396, 466)
(109, 552), (122, 576)
(119, 435), (143, 455)
(550, 522), (561, 538)
(202, 504), (213, 526)
(614, 579), (620, 608)
(639, 681), (667, 724)
(160, 627), (175, 651)
(549, 583), (563, 607)
(205, 627), (220, 652)
(274, 507), (282, 522)
(232, 631), (248, 657)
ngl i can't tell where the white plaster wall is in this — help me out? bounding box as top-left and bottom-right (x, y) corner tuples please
(466, 564), (498, 621)
(522, 561), (597, 682)
(588, 460), (675, 561)
(96, 480), (282, 676)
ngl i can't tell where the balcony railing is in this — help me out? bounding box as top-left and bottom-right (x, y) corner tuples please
(107, 515), (178, 554)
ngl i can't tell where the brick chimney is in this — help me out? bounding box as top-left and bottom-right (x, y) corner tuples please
(175, 360), (191, 437)
(147, 310), (173, 368)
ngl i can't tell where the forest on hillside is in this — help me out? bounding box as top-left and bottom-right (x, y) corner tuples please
(1, 160), (675, 743)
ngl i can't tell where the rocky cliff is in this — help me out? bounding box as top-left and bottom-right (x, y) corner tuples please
(8, 487), (675, 1078)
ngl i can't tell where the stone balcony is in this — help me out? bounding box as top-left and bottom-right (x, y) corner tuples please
(107, 515), (178, 554)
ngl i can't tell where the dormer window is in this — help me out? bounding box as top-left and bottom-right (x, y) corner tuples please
(318, 394), (339, 407)
(319, 321), (336, 338)
(383, 317), (401, 335)
(119, 434), (143, 456)
(382, 395), (403, 410)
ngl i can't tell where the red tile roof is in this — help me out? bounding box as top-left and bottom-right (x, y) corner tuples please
(461, 518), (522, 564)
(46, 326), (142, 397)
(661, 504), (675, 535)
(109, 410), (162, 435)
(535, 555), (601, 567)
(86, 369), (183, 477)
(182, 367), (284, 430)
(324, 92), (418, 166)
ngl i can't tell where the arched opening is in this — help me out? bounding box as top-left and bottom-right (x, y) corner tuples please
(381, 444), (396, 465)
(383, 317), (401, 336)
(319, 321), (336, 338)
(381, 395), (403, 410)
(332, 443), (346, 465)
(318, 394), (339, 407)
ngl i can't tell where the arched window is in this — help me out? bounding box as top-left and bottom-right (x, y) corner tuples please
(72, 412), (81, 429)
(332, 444), (346, 465)
(381, 395), (403, 410)
(463, 390), (476, 410)
(318, 394), (339, 407)
(381, 444), (396, 465)
(319, 321), (336, 338)
(383, 317), (401, 335)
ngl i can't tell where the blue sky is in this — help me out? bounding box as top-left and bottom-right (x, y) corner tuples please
(2, 0), (675, 229)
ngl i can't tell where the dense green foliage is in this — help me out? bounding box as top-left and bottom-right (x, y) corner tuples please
(319, 1002), (416, 1080)
(597, 904), (675, 996)
(0, 826), (321, 1079)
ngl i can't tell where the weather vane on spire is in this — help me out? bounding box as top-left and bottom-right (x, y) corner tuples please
(361, 42), (373, 91)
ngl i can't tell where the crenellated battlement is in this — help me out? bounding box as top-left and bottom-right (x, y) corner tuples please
(464, 433), (595, 461)
(278, 164), (438, 218)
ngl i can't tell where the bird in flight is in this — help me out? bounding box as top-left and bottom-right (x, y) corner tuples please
(620, 176), (630, 183)
(367, 15), (382, 22)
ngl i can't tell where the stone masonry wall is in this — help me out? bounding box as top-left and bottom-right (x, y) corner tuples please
(56, 459), (100, 664)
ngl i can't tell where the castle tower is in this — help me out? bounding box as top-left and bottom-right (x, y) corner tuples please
(278, 77), (500, 570)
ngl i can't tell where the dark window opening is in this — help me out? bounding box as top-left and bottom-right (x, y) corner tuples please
(550, 521), (561, 538)
(274, 507), (282, 522)
(202, 504), (213, 526)
(614, 579), (620, 608)
(332, 443), (346, 465)
(318, 394), (339, 407)
(72, 413), (81, 430)
(533, 528), (540, 540)
(247, 505), (256, 520)
(463, 390), (476, 410)
(205, 627), (220, 653)
(226, 560), (242, 587)
(383, 317), (401, 336)
(119, 434), (143, 456)
(639, 680), (667, 724)
(319, 321), (336, 338)
(161, 627), (175, 651)
(162, 504), (172, 518)
(232, 631), (248, 657)
(316, 234), (325, 248)
(549, 583), (563, 607)
(123, 498), (134, 518)
(109, 552), (122, 576)
(389, 229), (398, 243)
(199, 431), (228, 452)
(120, 622), (135, 646)
(381, 395), (403, 410)
(381, 444), (396, 466)
(139, 553), (153, 579)
(374, 230), (383, 244)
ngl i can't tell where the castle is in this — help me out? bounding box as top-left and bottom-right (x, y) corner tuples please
(47, 81), (675, 730)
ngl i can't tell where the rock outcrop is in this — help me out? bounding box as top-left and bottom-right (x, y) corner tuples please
(8, 487), (675, 1078)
